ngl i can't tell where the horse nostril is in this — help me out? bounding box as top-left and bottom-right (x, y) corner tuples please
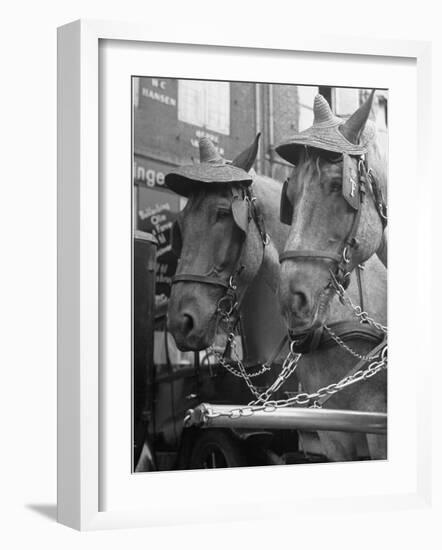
(292, 291), (308, 313)
(181, 313), (194, 335)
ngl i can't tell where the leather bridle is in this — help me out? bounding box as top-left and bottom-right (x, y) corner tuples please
(279, 153), (387, 289)
(171, 184), (269, 324)
(279, 152), (387, 353)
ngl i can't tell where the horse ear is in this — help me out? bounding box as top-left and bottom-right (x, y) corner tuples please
(170, 220), (182, 257)
(280, 179), (293, 225)
(340, 90), (375, 145)
(231, 133), (261, 172)
(231, 197), (249, 234)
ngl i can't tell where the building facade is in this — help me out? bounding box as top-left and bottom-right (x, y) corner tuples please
(133, 77), (388, 306)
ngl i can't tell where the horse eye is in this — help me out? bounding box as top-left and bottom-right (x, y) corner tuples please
(322, 151), (342, 163)
(216, 208), (231, 220)
(330, 181), (342, 193)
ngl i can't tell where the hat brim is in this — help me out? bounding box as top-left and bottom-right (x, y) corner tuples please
(165, 164), (252, 197)
(275, 125), (367, 165)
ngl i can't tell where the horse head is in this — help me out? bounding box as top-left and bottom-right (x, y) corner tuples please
(165, 135), (268, 351)
(277, 91), (387, 337)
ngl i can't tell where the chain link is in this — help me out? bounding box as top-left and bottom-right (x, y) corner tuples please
(208, 342), (271, 380)
(248, 349), (302, 404)
(323, 325), (380, 361)
(331, 275), (388, 334)
(209, 334), (300, 401)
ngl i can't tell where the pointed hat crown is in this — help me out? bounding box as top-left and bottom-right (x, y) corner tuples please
(199, 137), (224, 164)
(312, 94), (341, 126)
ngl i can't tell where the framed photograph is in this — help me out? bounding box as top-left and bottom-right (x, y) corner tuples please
(57, 19), (432, 530)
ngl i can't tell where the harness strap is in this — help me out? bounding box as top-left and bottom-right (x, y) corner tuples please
(359, 161), (387, 229)
(289, 319), (382, 354)
(171, 274), (230, 289)
(356, 264), (365, 314)
(247, 188), (269, 245)
(320, 320), (383, 347)
(279, 250), (341, 263)
(289, 326), (324, 354)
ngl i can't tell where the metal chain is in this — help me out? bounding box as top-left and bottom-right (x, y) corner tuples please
(208, 342), (271, 380)
(203, 264), (388, 420)
(323, 325), (381, 361)
(331, 275), (388, 334)
(205, 343), (387, 419)
(248, 349), (302, 404)
(210, 335), (300, 401)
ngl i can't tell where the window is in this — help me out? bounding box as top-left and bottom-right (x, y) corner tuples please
(333, 88), (361, 117)
(178, 80), (230, 135)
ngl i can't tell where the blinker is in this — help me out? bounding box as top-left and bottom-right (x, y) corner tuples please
(280, 178), (293, 225)
(231, 197), (250, 234)
(171, 219), (183, 257)
(342, 153), (360, 210)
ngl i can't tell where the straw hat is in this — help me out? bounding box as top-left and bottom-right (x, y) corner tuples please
(165, 138), (253, 197)
(276, 94), (372, 165)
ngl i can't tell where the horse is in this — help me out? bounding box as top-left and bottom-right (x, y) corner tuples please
(277, 91), (388, 460)
(166, 135), (288, 368)
(166, 133), (387, 462)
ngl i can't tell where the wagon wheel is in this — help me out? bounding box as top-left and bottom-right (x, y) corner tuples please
(189, 430), (247, 469)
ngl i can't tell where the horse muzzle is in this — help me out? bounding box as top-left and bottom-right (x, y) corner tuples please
(167, 309), (216, 351)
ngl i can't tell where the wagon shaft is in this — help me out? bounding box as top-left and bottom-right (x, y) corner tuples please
(185, 403), (387, 435)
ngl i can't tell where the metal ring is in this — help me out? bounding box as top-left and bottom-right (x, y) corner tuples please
(263, 233), (270, 246)
(379, 204), (388, 220)
(217, 296), (234, 314)
(290, 339), (304, 353)
(228, 276), (237, 290)
(342, 247), (351, 264)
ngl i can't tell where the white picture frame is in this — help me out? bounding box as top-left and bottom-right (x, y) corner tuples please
(57, 19), (432, 531)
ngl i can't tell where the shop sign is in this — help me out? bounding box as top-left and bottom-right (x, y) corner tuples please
(133, 156), (172, 190)
(140, 78), (177, 108)
(137, 187), (181, 301)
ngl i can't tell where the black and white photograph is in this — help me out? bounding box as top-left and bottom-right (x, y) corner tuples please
(4, 0), (438, 541)
(132, 77), (388, 472)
